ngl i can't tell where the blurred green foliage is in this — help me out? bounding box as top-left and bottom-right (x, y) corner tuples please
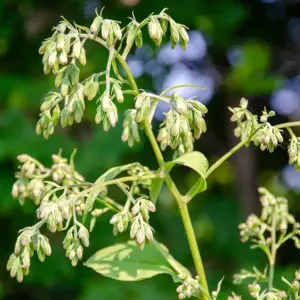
(1, 0), (299, 299)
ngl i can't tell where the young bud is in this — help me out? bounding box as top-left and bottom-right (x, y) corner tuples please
(79, 48), (86, 65)
(135, 29), (143, 48)
(112, 22), (122, 40)
(101, 93), (111, 112)
(58, 49), (68, 65)
(113, 84), (124, 103)
(56, 33), (65, 51)
(87, 82), (99, 100)
(61, 77), (69, 97)
(72, 39), (81, 59)
(48, 50), (57, 68)
(90, 16), (102, 34)
(101, 20), (110, 40)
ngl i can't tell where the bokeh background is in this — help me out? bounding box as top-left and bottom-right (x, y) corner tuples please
(1, 0), (300, 299)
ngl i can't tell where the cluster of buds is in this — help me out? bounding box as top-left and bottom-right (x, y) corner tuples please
(7, 230), (51, 282)
(252, 119), (283, 153)
(11, 152), (84, 206)
(230, 99), (284, 152)
(148, 16), (165, 46)
(63, 223), (90, 267)
(90, 10), (122, 46)
(134, 92), (152, 123)
(110, 210), (132, 235)
(122, 109), (141, 147)
(157, 93), (207, 155)
(176, 274), (201, 299)
(239, 214), (266, 243)
(51, 153), (84, 185)
(39, 21), (86, 76)
(95, 92), (118, 131)
(130, 198), (156, 249)
(12, 155), (48, 205)
(169, 20), (189, 50)
(127, 164), (153, 192)
(126, 20), (143, 48)
(229, 98), (258, 142)
(248, 283), (261, 298)
(36, 61), (83, 138)
(147, 11), (189, 50)
(37, 198), (71, 233)
(288, 135), (300, 169)
(259, 187), (298, 233)
(239, 188), (300, 249)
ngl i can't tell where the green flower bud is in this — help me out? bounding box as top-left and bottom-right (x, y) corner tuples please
(72, 39), (81, 59)
(113, 84), (124, 103)
(101, 20), (110, 40)
(56, 33), (65, 51)
(160, 18), (169, 33)
(79, 48), (86, 65)
(170, 21), (179, 44)
(148, 17), (163, 46)
(39, 40), (50, 55)
(112, 22), (122, 40)
(87, 81), (99, 100)
(60, 108), (69, 128)
(48, 50), (57, 68)
(61, 77), (69, 97)
(58, 49), (68, 65)
(90, 16), (102, 34)
(101, 93), (111, 112)
(135, 29), (143, 48)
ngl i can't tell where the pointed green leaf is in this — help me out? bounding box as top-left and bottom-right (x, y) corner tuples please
(85, 240), (190, 282)
(150, 151), (209, 204)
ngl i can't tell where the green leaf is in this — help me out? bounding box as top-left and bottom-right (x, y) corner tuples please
(83, 163), (139, 219)
(85, 240), (190, 282)
(150, 175), (164, 205)
(150, 151), (209, 204)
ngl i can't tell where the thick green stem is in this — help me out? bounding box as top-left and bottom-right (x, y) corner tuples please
(144, 122), (209, 299)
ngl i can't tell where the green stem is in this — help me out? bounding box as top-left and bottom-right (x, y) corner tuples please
(268, 214), (277, 292)
(105, 47), (114, 93)
(205, 140), (246, 178)
(144, 122), (209, 299)
(275, 121), (300, 129)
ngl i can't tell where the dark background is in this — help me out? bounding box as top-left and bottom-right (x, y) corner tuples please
(1, 0), (300, 299)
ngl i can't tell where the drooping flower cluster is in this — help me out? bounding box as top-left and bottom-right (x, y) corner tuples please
(7, 229), (51, 282)
(110, 197), (156, 250)
(239, 188), (300, 247)
(12, 152), (83, 205)
(157, 93), (207, 156)
(176, 274), (202, 299)
(229, 98), (283, 152)
(288, 135), (300, 169)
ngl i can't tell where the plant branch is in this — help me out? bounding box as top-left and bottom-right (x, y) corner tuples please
(268, 214), (277, 291)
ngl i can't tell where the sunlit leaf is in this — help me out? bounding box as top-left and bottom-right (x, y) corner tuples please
(85, 240), (190, 282)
